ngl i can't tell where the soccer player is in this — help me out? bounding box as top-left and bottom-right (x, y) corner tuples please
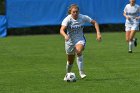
(123, 0), (140, 53)
(60, 4), (101, 80)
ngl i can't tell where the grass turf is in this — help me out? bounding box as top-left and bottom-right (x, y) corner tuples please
(0, 32), (140, 93)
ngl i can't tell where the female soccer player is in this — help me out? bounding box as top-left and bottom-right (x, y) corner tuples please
(60, 4), (101, 80)
(123, 0), (140, 53)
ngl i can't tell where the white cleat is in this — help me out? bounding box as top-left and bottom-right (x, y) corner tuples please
(64, 75), (67, 81)
(80, 72), (86, 79)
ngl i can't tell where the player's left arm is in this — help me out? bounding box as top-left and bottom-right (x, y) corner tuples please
(135, 6), (140, 20)
(91, 20), (102, 42)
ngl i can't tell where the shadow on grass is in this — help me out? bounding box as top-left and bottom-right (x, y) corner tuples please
(84, 77), (128, 82)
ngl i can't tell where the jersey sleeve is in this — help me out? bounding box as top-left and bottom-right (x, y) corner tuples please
(124, 5), (127, 13)
(83, 15), (93, 23)
(61, 16), (69, 26)
(139, 6), (140, 13)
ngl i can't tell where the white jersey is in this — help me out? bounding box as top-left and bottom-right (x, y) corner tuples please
(61, 14), (93, 54)
(124, 4), (140, 26)
(61, 14), (92, 42)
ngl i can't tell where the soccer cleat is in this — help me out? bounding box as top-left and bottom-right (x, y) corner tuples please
(79, 71), (86, 79)
(134, 38), (137, 47)
(128, 50), (132, 53)
(64, 75), (67, 81)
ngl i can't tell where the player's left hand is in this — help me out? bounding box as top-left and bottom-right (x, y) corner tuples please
(96, 33), (102, 42)
(135, 17), (140, 20)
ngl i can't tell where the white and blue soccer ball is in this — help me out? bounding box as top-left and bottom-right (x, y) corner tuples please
(66, 72), (76, 82)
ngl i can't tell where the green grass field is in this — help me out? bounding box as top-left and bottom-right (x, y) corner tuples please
(0, 32), (140, 93)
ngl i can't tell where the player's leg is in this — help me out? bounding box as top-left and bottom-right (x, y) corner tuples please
(64, 43), (75, 81)
(66, 54), (75, 73)
(127, 24), (138, 53)
(127, 30), (136, 53)
(75, 44), (84, 56)
(75, 41), (86, 79)
(125, 31), (130, 43)
(125, 25), (135, 53)
(131, 25), (139, 47)
(130, 30), (137, 52)
(130, 30), (136, 42)
(64, 54), (75, 81)
(126, 31), (133, 53)
(65, 42), (75, 72)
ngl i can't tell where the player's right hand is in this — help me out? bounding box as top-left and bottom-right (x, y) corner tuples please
(126, 16), (131, 20)
(64, 35), (69, 41)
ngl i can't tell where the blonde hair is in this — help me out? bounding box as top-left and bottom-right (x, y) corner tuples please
(68, 4), (79, 14)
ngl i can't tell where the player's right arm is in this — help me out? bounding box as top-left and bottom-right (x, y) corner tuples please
(60, 25), (69, 41)
(60, 16), (70, 41)
(123, 12), (130, 20)
(123, 5), (130, 20)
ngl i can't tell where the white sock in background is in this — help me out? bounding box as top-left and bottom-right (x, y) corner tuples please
(129, 41), (134, 51)
(66, 61), (73, 73)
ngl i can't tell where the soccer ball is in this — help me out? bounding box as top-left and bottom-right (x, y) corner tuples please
(66, 72), (76, 82)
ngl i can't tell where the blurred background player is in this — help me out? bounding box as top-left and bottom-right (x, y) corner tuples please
(123, 0), (140, 53)
(60, 4), (101, 80)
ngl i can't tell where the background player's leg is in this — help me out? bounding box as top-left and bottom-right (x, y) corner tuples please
(128, 30), (136, 53)
(126, 31), (133, 53)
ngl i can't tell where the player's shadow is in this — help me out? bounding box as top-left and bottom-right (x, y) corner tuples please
(133, 51), (140, 54)
(83, 77), (128, 82)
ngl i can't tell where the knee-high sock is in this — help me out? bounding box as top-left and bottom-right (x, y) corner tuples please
(76, 55), (83, 72)
(66, 61), (73, 73)
(129, 41), (134, 51)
